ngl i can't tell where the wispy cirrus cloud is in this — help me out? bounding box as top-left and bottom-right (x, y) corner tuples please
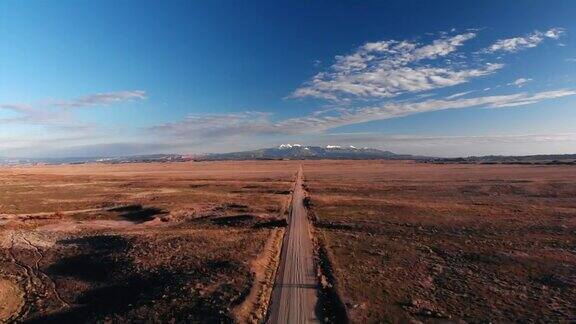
(290, 32), (504, 102)
(279, 89), (576, 132)
(313, 132), (576, 157)
(322, 132), (576, 146)
(52, 90), (147, 109)
(0, 103), (34, 113)
(445, 90), (475, 99)
(483, 28), (564, 53)
(0, 90), (147, 125)
(0, 103), (69, 124)
(153, 89), (576, 138)
(150, 112), (276, 138)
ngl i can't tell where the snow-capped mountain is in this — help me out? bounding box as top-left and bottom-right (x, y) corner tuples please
(202, 145), (423, 160)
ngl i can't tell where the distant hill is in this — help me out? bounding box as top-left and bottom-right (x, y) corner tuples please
(4, 147), (574, 165)
(423, 154), (576, 165)
(0, 154), (188, 165)
(200, 144), (424, 160)
(0, 146), (420, 165)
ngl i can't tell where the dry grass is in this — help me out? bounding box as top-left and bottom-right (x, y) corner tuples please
(4, 160), (574, 322)
(303, 160), (576, 323)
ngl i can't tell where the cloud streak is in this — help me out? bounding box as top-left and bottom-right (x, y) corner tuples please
(312, 132), (576, 157)
(53, 90), (147, 109)
(150, 112), (276, 138)
(0, 90), (147, 125)
(153, 89), (576, 138)
(484, 28), (564, 53)
(445, 90), (475, 99)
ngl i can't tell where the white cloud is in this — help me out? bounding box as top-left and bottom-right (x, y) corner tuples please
(290, 33), (504, 101)
(544, 28), (564, 39)
(507, 78), (532, 87)
(446, 90), (475, 99)
(484, 28), (565, 53)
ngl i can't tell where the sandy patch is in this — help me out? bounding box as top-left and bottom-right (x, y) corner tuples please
(128, 188), (181, 199)
(38, 219), (138, 232)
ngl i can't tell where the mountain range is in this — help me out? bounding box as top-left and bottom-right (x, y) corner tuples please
(1, 145), (575, 165)
(200, 144), (422, 160)
(0, 145), (421, 165)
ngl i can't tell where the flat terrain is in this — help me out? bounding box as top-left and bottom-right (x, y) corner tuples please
(2, 160), (575, 323)
(304, 160), (576, 322)
(0, 161), (299, 322)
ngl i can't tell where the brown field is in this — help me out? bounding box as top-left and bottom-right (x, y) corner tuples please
(1, 160), (575, 323)
(0, 161), (299, 322)
(303, 160), (576, 323)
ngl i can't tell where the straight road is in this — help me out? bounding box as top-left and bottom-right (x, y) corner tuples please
(268, 166), (321, 323)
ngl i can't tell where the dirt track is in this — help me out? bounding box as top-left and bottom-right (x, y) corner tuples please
(268, 166), (321, 323)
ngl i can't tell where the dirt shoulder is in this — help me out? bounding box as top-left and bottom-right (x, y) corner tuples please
(233, 227), (285, 323)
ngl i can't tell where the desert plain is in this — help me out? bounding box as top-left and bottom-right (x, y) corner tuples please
(0, 160), (575, 323)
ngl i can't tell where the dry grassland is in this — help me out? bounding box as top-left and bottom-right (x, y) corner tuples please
(303, 160), (576, 323)
(0, 161), (298, 322)
(2, 160), (575, 323)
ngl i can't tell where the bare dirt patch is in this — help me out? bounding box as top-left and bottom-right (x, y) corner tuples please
(0, 278), (25, 322)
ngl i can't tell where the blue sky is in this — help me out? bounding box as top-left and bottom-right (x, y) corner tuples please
(1, 0), (575, 157)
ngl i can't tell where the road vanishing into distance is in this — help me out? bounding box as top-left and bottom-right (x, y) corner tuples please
(268, 166), (321, 323)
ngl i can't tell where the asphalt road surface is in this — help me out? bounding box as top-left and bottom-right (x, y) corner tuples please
(267, 166), (321, 323)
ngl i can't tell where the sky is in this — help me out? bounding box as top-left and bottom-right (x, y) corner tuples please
(1, 0), (576, 158)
